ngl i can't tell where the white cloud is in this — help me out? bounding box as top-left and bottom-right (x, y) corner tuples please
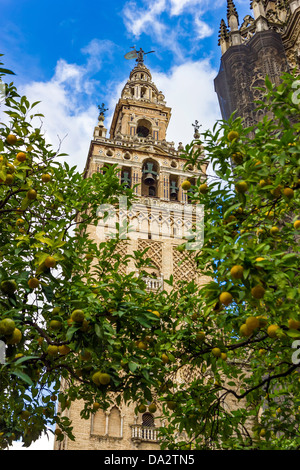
(122, 0), (215, 60)
(9, 432), (54, 450)
(152, 59), (221, 147)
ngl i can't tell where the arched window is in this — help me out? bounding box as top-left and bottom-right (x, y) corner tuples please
(108, 406), (121, 438)
(137, 119), (152, 137)
(142, 413), (155, 427)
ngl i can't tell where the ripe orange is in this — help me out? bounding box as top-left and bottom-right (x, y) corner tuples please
(288, 319), (300, 330)
(41, 173), (51, 183)
(0, 318), (16, 336)
(267, 324), (279, 338)
(245, 316), (260, 331)
(148, 403), (157, 413)
(28, 277), (39, 289)
(16, 152), (26, 162)
(199, 183), (209, 194)
(6, 134), (17, 145)
(138, 404), (146, 413)
(71, 309), (85, 323)
(5, 174), (14, 185)
(294, 220), (300, 230)
(227, 130), (239, 142)
(230, 265), (244, 280)
(6, 328), (22, 345)
(219, 292), (233, 306)
(212, 347), (222, 358)
(49, 320), (62, 330)
(47, 345), (59, 356)
(270, 226), (279, 236)
(251, 285), (266, 299)
(283, 187), (294, 199)
(27, 189), (37, 200)
(166, 400), (177, 411)
(16, 218), (25, 226)
(235, 181), (248, 194)
(44, 256), (56, 268)
(58, 345), (71, 355)
(161, 353), (170, 364)
(137, 341), (147, 350)
(239, 324), (252, 337)
(181, 180), (191, 191)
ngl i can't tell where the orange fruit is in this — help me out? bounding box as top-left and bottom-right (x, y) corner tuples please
(58, 345), (71, 355)
(6, 328), (22, 345)
(288, 319), (300, 330)
(199, 183), (209, 194)
(28, 277), (39, 289)
(148, 403), (157, 413)
(219, 292), (233, 306)
(16, 152), (26, 162)
(230, 265), (244, 280)
(235, 181), (248, 194)
(227, 130), (239, 141)
(0, 318), (16, 336)
(212, 347), (222, 358)
(239, 324), (252, 337)
(283, 187), (294, 199)
(44, 256), (56, 268)
(161, 353), (170, 364)
(294, 220), (300, 230)
(6, 134), (17, 145)
(267, 324), (279, 338)
(41, 173), (51, 183)
(71, 309), (85, 323)
(138, 404), (147, 413)
(251, 285), (265, 299)
(181, 180), (191, 191)
(245, 316), (260, 331)
(27, 189), (37, 200)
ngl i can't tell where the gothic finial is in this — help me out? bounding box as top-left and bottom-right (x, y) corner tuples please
(218, 18), (230, 45)
(227, 0), (239, 24)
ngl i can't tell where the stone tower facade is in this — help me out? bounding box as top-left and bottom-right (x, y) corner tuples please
(54, 53), (207, 450)
(214, 0), (300, 124)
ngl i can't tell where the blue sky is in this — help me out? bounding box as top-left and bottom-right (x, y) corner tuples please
(1, 0), (252, 173)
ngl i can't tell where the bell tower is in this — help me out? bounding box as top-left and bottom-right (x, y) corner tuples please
(214, 0), (300, 124)
(55, 49), (208, 451)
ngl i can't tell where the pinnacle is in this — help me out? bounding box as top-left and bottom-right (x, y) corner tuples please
(218, 19), (229, 44)
(227, 0), (239, 23)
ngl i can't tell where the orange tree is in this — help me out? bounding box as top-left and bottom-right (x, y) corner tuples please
(152, 72), (300, 450)
(0, 58), (167, 448)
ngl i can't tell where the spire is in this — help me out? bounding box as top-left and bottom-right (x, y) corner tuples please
(218, 19), (230, 53)
(227, 0), (239, 25)
(218, 18), (230, 44)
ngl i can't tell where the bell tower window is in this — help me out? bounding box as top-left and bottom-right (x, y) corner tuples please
(142, 159), (159, 197)
(137, 119), (152, 138)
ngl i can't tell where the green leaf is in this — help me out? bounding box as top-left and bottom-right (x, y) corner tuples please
(10, 370), (33, 386)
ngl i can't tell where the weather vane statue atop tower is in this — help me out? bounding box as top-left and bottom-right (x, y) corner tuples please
(124, 46), (155, 65)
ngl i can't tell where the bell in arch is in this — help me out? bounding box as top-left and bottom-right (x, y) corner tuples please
(170, 180), (179, 199)
(121, 171), (131, 188)
(143, 162), (157, 186)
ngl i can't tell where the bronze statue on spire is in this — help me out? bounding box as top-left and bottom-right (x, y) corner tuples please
(124, 47), (155, 65)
